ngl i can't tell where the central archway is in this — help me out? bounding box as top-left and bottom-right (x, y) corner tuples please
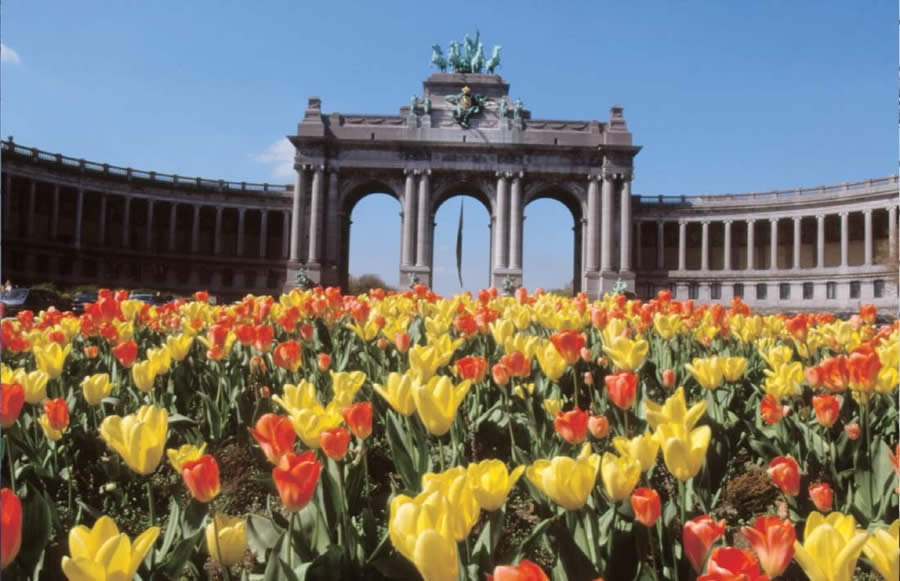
(431, 182), (493, 296)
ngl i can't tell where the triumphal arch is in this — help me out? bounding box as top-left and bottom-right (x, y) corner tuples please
(286, 34), (640, 295)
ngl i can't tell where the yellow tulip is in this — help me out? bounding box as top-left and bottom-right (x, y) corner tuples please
(792, 511), (868, 581)
(730, 314), (763, 343)
(0, 363), (13, 383)
(167, 443), (207, 472)
(286, 405), (343, 449)
(601, 318), (629, 347)
(113, 320), (134, 343)
(412, 376), (472, 436)
(653, 422), (711, 481)
(60, 516), (160, 581)
(421, 467), (480, 539)
(347, 318), (380, 341)
(721, 356), (747, 382)
(15, 369), (50, 404)
(489, 319), (515, 348)
(373, 372), (417, 416)
(206, 514), (248, 567)
(412, 529), (458, 581)
(762, 361), (804, 399)
(652, 313), (682, 340)
(119, 299), (144, 321)
(389, 497), (458, 581)
(644, 386), (706, 431)
(131, 360), (158, 394)
(466, 460), (526, 511)
(603, 336), (649, 372)
(543, 398), (563, 417)
(33, 342), (71, 380)
(613, 433), (659, 472)
(535, 342), (567, 381)
(273, 380), (321, 413)
(147, 346), (171, 375)
(863, 520), (899, 581)
(684, 357), (724, 390)
(600, 451), (641, 502)
(526, 443), (600, 510)
(81, 373), (116, 406)
(504, 333), (541, 359)
(513, 382), (535, 400)
(99, 405), (169, 475)
(876, 366), (898, 394)
(330, 370), (366, 408)
(408, 344), (443, 382)
(39, 413), (66, 442)
(760, 344), (794, 370)
(165, 334), (194, 361)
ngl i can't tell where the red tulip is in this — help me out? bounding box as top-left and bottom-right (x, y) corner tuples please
(43, 398), (69, 431)
(698, 547), (769, 581)
(817, 356), (850, 393)
(456, 356), (488, 383)
(759, 394), (788, 425)
(487, 559), (549, 581)
(554, 408), (588, 444)
(342, 402), (373, 440)
(847, 350), (880, 393)
(631, 488), (661, 527)
(193, 290), (209, 303)
(84, 345), (99, 359)
(249, 413), (296, 464)
(500, 351), (531, 378)
(740, 515), (795, 577)
(661, 369), (676, 389)
(492, 363), (510, 387)
(112, 339), (138, 368)
(588, 415), (610, 439)
(1, 383), (24, 429)
(859, 304), (877, 324)
(234, 323), (255, 346)
(767, 456), (800, 496)
(181, 455), (221, 503)
(549, 330), (586, 365)
(319, 427), (350, 460)
(273, 340), (303, 373)
(1, 488), (22, 570)
(812, 395), (840, 428)
(393, 332), (410, 353)
(845, 423), (861, 440)
(684, 515), (726, 573)
(808, 483), (833, 512)
(299, 324), (315, 341)
(253, 324), (274, 351)
(605, 371), (638, 410)
(317, 353), (332, 372)
(273, 451), (322, 512)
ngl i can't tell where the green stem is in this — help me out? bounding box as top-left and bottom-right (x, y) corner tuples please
(571, 366), (580, 410)
(504, 393), (517, 463)
(362, 441), (372, 514)
(864, 400), (873, 505)
(438, 436), (445, 472)
(335, 458), (347, 548)
(4, 434), (15, 492)
(288, 511), (296, 570)
(606, 503), (617, 564)
(67, 443), (74, 516)
(146, 480), (156, 569)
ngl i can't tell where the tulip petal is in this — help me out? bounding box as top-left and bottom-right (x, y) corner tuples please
(61, 556), (109, 581)
(129, 527), (160, 577)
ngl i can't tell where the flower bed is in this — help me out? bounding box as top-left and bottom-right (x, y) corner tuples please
(1, 286), (897, 580)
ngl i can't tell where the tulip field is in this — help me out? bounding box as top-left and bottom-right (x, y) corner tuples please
(1, 285), (899, 580)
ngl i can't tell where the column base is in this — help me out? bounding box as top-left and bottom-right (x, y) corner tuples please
(400, 265), (432, 289)
(284, 262), (321, 293)
(491, 268), (522, 295)
(583, 270), (633, 299)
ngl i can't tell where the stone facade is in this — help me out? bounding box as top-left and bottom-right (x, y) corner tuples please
(1, 72), (897, 311)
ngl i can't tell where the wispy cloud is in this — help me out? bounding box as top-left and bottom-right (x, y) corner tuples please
(252, 138), (294, 180)
(1, 44), (21, 65)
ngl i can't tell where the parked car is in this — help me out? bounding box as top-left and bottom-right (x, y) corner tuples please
(1, 288), (72, 318)
(72, 291), (99, 314)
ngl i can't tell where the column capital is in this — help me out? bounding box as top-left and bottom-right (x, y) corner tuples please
(816, 214), (825, 222)
(862, 208), (872, 215)
(701, 220), (710, 226)
(315, 164), (326, 173)
(678, 218), (688, 226)
(587, 173), (602, 182)
(747, 218), (756, 225)
(723, 219), (733, 225)
(792, 215), (801, 223)
(495, 170), (512, 179)
(421, 168), (432, 177)
(403, 168), (415, 176)
(839, 211), (849, 217)
(512, 171), (524, 180)
(238, 207), (246, 215)
(769, 217), (778, 224)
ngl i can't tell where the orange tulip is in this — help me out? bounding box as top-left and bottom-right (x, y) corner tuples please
(847, 349), (880, 394)
(487, 559), (549, 581)
(699, 547), (768, 581)
(234, 323), (255, 346)
(661, 369), (676, 389)
(0, 383), (24, 429)
(759, 394), (788, 425)
(319, 427), (350, 460)
(554, 408), (588, 444)
(588, 415), (610, 439)
(181, 455), (221, 503)
(500, 351), (531, 378)
(845, 423), (861, 440)
(859, 304), (877, 324)
(818, 356), (851, 392)
(767, 456), (800, 496)
(194, 290), (209, 302)
(84, 345), (99, 359)
(740, 515), (795, 577)
(43, 398), (69, 431)
(394, 332), (410, 353)
(684, 515), (726, 573)
(456, 356), (488, 383)
(549, 330), (586, 365)
(253, 325), (274, 352)
(630, 488), (661, 527)
(808, 483), (833, 512)
(273, 451), (322, 512)
(342, 402), (373, 440)
(1, 488), (21, 570)
(299, 324), (315, 341)
(605, 371), (638, 410)
(273, 340), (303, 373)
(317, 353), (332, 372)
(112, 339), (138, 368)
(492, 363), (510, 387)
(249, 413), (296, 464)
(812, 395), (840, 427)
(583, 372), (593, 386)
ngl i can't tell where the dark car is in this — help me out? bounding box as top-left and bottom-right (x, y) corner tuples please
(1, 288), (72, 318)
(72, 291), (99, 314)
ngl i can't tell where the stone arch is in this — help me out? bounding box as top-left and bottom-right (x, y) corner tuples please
(339, 177), (404, 291)
(522, 182), (585, 293)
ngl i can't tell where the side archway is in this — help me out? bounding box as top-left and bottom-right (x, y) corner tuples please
(339, 177), (403, 292)
(523, 183), (585, 294)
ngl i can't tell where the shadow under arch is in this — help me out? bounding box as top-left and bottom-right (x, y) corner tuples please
(523, 183), (585, 293)
(338, 178), (403, 291)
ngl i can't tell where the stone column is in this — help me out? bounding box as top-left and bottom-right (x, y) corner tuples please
(416, 170), (431, 267)
(792, 217), (801, 269)
(509, 173), (523, 270)
(723, 220), (732, 270)
(889, 206), (898, 259)
(236, 208), (246, 257)
(840, 212), (848, 267)
(326, 170), (340, 267)
(50, 185), (60, 239)
(168, 203), (177, 251)
(74, 189), (84, 249)
(26, 180), (36, 237)
(494, 172), (509, 269)
(289, 166), (307, 262)
(586, 175), (601, 271)
(677, 220), (686, 271)
(307, 166), (324, 263)
(402, 169), (417, 266)
(863, 209), (873, 265)
(816, 214), (825, 268)
(656, 221), (665, 269)
(700, 220), (709, 271)
(619, 177), (633, 272)
(747, 219), (755, 270)
(2, 173), (11, 233)
(769, 218), (778, 270)
(98, 196), (107, 246)
(191, 205), (201, 253)
(282, 212), (290, 258)
(121, 196), (131, 248)
(214, 207), (223, 255)
(145, 200), (154, 250)
(634, 220), (642, 270)
(259, 210), (268, 258)
(600, 173), (614, 271)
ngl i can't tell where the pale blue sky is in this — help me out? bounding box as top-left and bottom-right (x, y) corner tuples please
(2, 1), (895, 294)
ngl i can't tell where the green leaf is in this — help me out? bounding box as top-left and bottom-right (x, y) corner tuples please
(510, 515), (553, 562)
(13, 485), (53, 574)
(247, 514), (283, 563)
(158, 498), (181, 556)
(384, 412), (418, 493)
(181, 499), (208, 537)
(158, 534), (199, 578)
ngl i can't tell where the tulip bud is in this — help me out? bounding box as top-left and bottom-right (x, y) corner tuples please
(487, 559), (548, 581)
(683, 515), (726, 573)
(182, 455), (221, 503)
(805, 365), (823, 388)
(808, 482), (833, 512)
(767, 456), (801, 496)
(273, 451), (322, 512)
(1, 383), (25, 429)
(374, 314), (386, 329)
(583, 372), (593, 386)
(630, 488), (661, 527)
(317, 353), (331, 372)
(249, 355), (267, 377)
(299, 324), (314, 341)
(205, 514), (247, 567)
(845, 423), (861, 440)
(812, 394), (840, 428)
(661, 369), (676, 389)
(554, 409), (588, 444)
(492, 363), (510, 387)
(342, 402), (373, 440)
(394, 332), (410, 353)
(580, 347), (592, 362)
(376, 337), (388, 350)
(319, 427), (350, 460)
(1, 488), (22, 570)
(588, 415), (609, 439)
(84, 345), (99, 359)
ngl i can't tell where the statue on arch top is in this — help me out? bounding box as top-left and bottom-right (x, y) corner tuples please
(431, 30), (501, 74)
